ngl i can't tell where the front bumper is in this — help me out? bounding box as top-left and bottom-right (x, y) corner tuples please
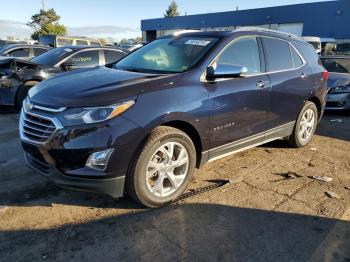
(24, 152), (125, 198)
(326, 92), (350, 110)
(20, 107), (147, 198)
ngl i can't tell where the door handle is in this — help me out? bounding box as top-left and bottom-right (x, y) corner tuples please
(256, 80), (269, 89)
(301, 73), (308, 80)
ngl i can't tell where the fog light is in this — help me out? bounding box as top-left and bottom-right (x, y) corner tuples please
(86, 149), (114, 171)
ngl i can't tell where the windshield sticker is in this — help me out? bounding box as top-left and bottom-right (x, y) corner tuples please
(64, 48), (73, 52)
(185, 40), (211, 46)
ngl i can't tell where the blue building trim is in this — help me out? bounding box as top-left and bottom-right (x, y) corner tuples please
(141, 0), (350, 39)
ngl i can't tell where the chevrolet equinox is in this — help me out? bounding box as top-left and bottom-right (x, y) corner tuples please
(20, 29), (328, 207)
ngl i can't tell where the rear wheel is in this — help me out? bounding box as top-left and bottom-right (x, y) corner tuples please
(288, 101), (318, 148)
(127, 126), (196, 207)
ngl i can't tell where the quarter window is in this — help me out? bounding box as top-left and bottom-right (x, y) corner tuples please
(290, 46), (303, 68)
(263, 38), (293, 71)
(216, 36), (261, 74)
(68, 50), (100, 68)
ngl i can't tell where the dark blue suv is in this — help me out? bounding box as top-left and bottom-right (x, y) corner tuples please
(20, 29), (328, 207)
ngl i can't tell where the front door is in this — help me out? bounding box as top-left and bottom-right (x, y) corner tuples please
(207, 36), (270, 160)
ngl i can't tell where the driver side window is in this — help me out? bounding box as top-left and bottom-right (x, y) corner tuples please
(216, 36), (261, 75)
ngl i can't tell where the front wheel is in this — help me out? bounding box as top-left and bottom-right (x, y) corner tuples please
(288, 101), (318, 148)
(127, 126), (196, 208)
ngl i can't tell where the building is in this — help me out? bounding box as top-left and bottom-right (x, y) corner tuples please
(141, 0), (349, 42)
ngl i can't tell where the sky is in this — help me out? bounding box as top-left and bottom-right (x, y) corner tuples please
(0, 0), (334, 39)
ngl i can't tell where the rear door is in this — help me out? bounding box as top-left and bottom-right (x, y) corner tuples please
(207, 36), (270, 159)
(261, 37), (313, 131)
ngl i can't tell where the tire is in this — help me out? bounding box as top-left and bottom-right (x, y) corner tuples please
(288, 101), (318, 148)
(127, 126), (196, 208)
(15, 84), (33, 111)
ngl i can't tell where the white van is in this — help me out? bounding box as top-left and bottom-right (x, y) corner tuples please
(303, 36), (336, 55)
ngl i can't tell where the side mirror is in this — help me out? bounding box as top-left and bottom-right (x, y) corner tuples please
(206, 64), (248, 81)
(60, 61), (75, 71)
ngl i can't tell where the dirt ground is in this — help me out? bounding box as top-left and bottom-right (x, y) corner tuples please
(0, 108), (349, 262)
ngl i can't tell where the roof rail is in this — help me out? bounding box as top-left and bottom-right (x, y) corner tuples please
(234, 27), (302, 40)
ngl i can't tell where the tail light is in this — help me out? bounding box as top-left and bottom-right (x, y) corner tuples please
(323, 70), (329, 81)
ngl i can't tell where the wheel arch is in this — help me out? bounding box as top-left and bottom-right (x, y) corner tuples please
(15, 79), (41, 108)
(307, 96), (322, 120)
(161, 120), (203, 168)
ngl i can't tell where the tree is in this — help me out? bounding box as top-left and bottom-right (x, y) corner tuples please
(27, 8), (67, 40)
(164, 1), (180, 17)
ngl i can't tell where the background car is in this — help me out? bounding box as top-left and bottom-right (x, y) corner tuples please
(321, 55), (350, 110)
(38, 35), (103, 48)
(0, 44), (50, 60)
(336, 43), (350, 55)
(0, 45), (128, 109)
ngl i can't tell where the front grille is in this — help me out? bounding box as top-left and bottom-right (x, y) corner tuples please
(21, 111), (57, 143)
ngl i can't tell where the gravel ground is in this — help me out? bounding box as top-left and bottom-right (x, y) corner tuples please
(0, 109), (349, 262)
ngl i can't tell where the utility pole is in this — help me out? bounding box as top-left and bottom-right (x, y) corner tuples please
(41, 0), (45, 10)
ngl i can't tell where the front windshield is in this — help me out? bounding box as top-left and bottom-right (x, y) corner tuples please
(115, 37), (219, 73)
(321, 58), (350, 74)
(31, 47), (74, 65)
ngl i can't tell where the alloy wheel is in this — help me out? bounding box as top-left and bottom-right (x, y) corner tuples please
(145, 142), (189, 198)
(298, 109), (315, 142)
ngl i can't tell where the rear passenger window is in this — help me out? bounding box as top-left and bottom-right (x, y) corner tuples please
(216, 36), (261, 74)
(263, 38), (293, 71)
(290, 46), (303, 68)
(104, 50), (125, 64)
(68, 50), (100, 68)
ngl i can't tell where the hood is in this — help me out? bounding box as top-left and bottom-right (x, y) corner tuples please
(328, 72), (350, 88)
(0, 57), (41, 77)
(29, 66), (179, 108)
(0, 57), (40, 68)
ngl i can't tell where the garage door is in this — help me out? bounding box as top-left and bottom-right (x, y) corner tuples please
(278, 23), (304, 36)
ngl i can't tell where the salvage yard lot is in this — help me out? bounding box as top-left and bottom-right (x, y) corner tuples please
(0, 110), (350, 262)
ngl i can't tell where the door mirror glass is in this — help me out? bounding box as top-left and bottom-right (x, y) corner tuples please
(206, 64), (247, 80)
(60, 61), (75, 71)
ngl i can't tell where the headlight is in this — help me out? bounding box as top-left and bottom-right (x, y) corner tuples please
(329, 85), (350, 94)
(59, 100), (135, 126)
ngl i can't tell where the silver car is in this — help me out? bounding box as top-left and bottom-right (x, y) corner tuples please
(321, 55), (350, 110)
